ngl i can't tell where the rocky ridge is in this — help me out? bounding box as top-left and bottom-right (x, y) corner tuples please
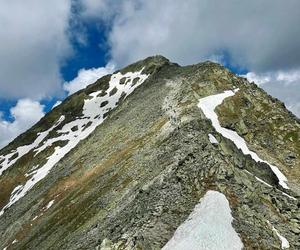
(0, 56), (299, 249)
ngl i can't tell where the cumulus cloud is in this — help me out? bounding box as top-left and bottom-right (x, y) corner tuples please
(0, 99), (45, 149)
(0, 0), (72, 99)
(80, 0), (120, 21)
(81, 0), (300, 72)
(52, 101), (62, 109)
(63, 63), (115, 95)
(244, 69), (300, 117)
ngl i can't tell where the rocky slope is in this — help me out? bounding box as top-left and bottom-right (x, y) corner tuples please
(0, 56), (299, 249)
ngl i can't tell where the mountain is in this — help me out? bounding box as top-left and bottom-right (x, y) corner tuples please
(0, 56), (299, 250)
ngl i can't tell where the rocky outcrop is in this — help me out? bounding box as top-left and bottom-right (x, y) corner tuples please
(0, 56), (299, 249)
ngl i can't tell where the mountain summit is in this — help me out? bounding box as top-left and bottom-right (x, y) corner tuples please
(0, 56), (299, 249)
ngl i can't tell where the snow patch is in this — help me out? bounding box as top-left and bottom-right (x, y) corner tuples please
(280, 191), (297, 201)
(271, 224), (290, 249)
(0, 68), (149, 216)
(208, 133), (218, 144)
(244, 170), (296, 200)
(244, 169), (273, 188)
(255, 176), (273, 188)
(198, 89), (289, 189)
(162, 190), (243, 250)
(45, 200), (54, 210)
(32, 215), (38, 221)
(0, 116), (64, 176)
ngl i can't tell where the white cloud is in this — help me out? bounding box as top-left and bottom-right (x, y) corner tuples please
(244, 72), (271, 86)
(63, 64), (115, 95)
(244, 69), (300, 117)
(80, 0), (120, 20)
(0, 99), (45, 149)
(81, 0), (300, 73)
(0, 0), (72, 99)
(52, 101), (62, 109)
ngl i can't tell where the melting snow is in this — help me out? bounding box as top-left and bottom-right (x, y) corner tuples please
(280, 191), (297, 200)
(32, 215), (38, 221)
(0, 69), (149, 216)
(255, 176), (273, 188)
(271, 224), (290, 249)
(2, 239), (18, 250)
(198, 89), (289, 189)
(45, 200), (54, 210)
(0, 116), (65, 176)
(162, 190), (243, 250)
(244, 170), (296, 200)
(208, 133), (218, 144)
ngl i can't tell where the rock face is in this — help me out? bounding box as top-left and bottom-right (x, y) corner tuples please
(0, 56), (299, 249)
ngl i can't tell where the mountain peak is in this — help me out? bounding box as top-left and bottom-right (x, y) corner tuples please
(118, 55), (174, 75)
(0, 56), (299, 249)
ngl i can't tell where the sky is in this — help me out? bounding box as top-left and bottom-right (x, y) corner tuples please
(0, 0), (300, 148)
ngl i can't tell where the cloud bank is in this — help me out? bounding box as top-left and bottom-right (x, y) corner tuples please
(81, 0), (300, 73)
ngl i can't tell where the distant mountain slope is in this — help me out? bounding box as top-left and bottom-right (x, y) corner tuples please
(0, 56), (299, 250)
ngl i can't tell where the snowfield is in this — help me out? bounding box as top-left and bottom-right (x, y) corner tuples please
(0, 69), (149, 216)
(198, 89), (289, 189)
(162, 190), (243, 250)
(0, 116), (65, 176)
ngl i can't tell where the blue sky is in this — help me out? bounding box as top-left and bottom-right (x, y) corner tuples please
(0, 0), (300, 148)
(62, 20), (109, 81)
